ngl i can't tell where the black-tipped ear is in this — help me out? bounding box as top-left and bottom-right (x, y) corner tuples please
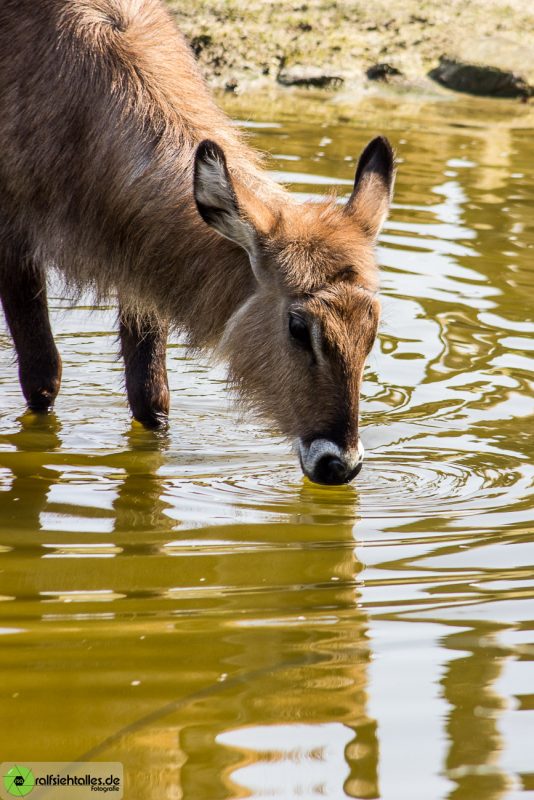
(193, 139), (257, 254)
(353, 136), (395, 190)
(345, 136), (395, 240)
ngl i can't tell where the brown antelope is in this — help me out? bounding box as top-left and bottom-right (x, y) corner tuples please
(0, 0), (394, 485)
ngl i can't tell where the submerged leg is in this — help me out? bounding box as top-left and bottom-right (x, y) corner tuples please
(0, 255), (62, 412)
(119, 306), (170, 428)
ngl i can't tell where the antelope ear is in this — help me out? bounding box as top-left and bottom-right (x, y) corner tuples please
(193, 140), (257, 255)
(345, 136), (395, 240)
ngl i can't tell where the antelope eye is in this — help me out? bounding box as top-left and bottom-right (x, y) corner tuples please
(288, 312), (312, 350)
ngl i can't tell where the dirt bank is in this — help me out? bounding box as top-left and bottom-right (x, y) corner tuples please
(166, 0), (534, 99)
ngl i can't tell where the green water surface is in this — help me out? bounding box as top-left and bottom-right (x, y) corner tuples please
(1, 90), (533, 800)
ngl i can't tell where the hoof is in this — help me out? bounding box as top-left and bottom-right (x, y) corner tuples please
(133, 410), (169, 430)
(26, 388), (58, 413)
(21, 361), (61, 414)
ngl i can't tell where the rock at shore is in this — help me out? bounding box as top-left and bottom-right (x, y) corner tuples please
(430, 58), (531, 99)
(429, 38), (533, 99)
(277, 66), (344, 90)
(366, 63), (404, 83)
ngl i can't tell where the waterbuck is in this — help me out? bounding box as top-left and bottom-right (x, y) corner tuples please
(0, 0), (395, 485)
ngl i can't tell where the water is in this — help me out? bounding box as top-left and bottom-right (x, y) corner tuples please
(0, 90), (533, 800)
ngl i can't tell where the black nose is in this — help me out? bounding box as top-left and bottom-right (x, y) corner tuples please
(313, 455), (354, 485)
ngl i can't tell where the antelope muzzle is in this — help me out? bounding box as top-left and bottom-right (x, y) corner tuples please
(298, 437), (365, 485)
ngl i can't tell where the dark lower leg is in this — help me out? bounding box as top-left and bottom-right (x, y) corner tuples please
(119, 307), (169, 428)
(0, 264), (61, 412)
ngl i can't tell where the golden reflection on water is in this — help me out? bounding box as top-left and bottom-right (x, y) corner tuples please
(1, 92), (533, 800)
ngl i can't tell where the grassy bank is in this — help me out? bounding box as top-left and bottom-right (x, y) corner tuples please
(166, 0), (534, 98)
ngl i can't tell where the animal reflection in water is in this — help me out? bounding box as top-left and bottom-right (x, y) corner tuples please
(0, 416), (511, 800)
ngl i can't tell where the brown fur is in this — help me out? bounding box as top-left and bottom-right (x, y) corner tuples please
(0, 0), (394, 480)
